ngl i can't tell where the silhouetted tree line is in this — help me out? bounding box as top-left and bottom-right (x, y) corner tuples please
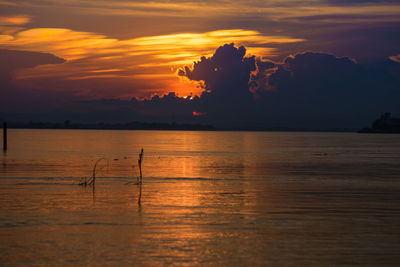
(359, 112), (400, 133)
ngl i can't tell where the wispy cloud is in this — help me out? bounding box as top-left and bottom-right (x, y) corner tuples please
(0, 15), (31, 25)
(0, 28), (303, 60)
(3, 0), (399, 22)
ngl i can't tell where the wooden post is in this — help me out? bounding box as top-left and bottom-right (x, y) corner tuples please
(3, 122), (6, 151)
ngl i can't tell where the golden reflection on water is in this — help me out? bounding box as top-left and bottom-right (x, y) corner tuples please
(3, 129), (398, 182)
(1, 129), (284, 180)
(1, 130), (400, 265)
(2, 177), (400, 265)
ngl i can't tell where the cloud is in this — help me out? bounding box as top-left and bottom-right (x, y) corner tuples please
(0, 49), (65, 113)
(251, 52), (400, 128)
(0, 27), (303, 99)
(0, 49), (64, 83)
(179, 43), (256, 100)
(4, 1), (399, 22)
(249, 59), (276, 96)
(0, 15), (31, 25)
(262, 52), (358, 95)
(1, 1), (397, 72)
(176, 45), (400, 128)
(0, 1), (398, 59)
(177, 43), (262, 126)
(2, 43), (400, 129)
(0, 27), (302, 62)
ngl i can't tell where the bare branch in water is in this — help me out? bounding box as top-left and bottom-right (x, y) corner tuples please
(77, 149), (144, 207)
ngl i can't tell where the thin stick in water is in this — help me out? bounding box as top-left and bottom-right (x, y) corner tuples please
(138, 148), (143, 184)
(138, 183), (142, 205)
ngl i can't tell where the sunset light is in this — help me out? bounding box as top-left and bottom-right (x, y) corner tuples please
(1, 0), (400, 266)
(0, 27), (303, 98)
(193, 111), (206, 116)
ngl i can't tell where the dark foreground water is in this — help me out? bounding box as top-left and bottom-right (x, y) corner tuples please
(1, 129), (400, 265)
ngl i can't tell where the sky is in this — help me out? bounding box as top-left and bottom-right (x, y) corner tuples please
(0, 0), (400, 128)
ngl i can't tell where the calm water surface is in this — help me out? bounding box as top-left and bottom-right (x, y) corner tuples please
(1, 129), (400, 265)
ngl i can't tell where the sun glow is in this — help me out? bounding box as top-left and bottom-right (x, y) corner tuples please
(193, 111), (207, 116)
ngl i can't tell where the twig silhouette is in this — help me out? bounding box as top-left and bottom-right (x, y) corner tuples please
(79, 158), (104, 187)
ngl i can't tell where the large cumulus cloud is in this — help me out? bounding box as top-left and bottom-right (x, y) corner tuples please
(135, 45), (400, 128)
(179, 43), (255, 101)
(177, 43), (257, 126)
(180, 44), (254, 100)
(252, 52), (400, 128)
(179, 44), (400, 128)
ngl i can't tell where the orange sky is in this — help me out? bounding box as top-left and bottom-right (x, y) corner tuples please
(0, 22), (303, 98)
(0, 0), (399, 100)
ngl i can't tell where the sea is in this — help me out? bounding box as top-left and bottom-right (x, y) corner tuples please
(1, 129), (400, 265)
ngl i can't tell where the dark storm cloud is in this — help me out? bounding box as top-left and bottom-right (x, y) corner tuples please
(0, 49), (65, 84)
(253, 52), (400, 128)
(0, 49), (66, 113)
